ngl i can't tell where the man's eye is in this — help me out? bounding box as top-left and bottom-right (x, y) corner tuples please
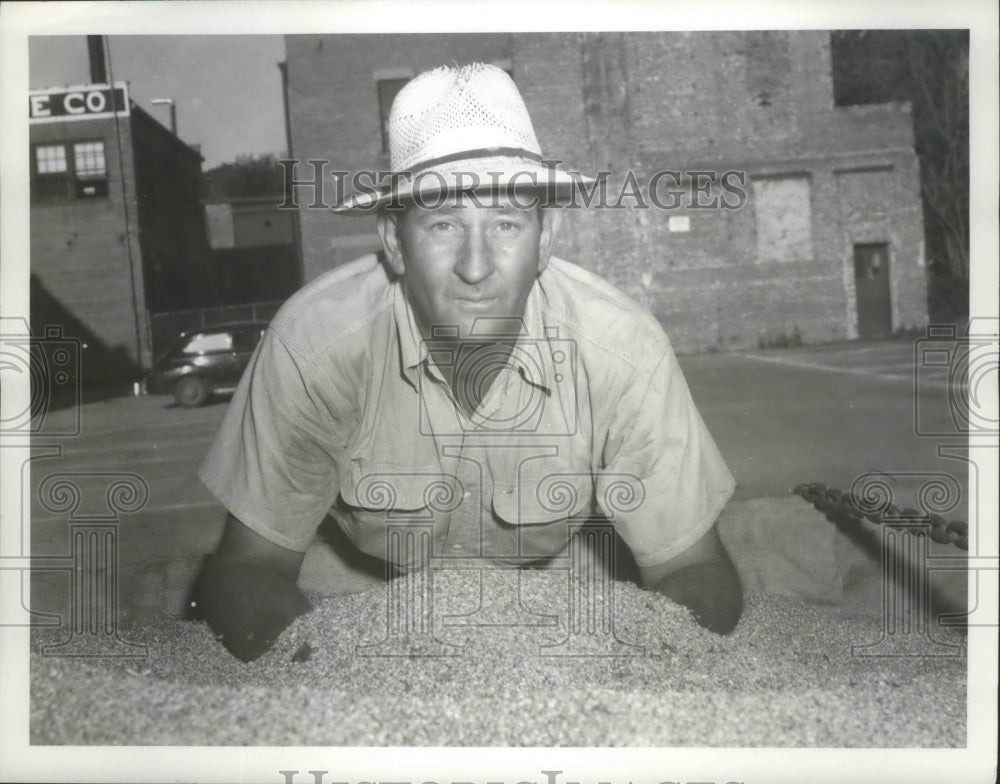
(496, 221), (519, 232)
(430, 222), (455, 233)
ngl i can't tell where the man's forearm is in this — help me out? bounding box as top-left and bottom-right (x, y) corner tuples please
(192, 514), (311, 662)
(652, 559), (743, 634)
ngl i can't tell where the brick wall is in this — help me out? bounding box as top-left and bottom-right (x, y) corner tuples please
(29, 114), (151, 377)
(284, 31), (928, 352)
(131, 107), (214, 313)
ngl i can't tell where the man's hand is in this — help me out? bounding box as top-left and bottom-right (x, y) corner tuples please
(639, 524), (743, 634)
(650, 560), (743, 634)
(191, 515), (311, 662)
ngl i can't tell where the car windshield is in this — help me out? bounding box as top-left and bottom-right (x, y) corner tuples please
(181, 331), (233, 354)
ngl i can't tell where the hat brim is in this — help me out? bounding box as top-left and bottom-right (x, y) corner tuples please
(332, 157), (596, 215)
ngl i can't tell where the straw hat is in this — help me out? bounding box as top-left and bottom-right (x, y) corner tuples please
(333, 63), (592, 214)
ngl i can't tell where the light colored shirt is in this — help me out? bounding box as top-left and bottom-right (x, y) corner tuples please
(198, 254), (735, 569)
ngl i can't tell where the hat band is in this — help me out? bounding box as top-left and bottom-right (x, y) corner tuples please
(407, 146), (544, 175)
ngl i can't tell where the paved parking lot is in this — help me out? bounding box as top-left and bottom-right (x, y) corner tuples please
(682, 335), (967, 500)
(18, 335), (969, 581)
(741, 340), (944, 384)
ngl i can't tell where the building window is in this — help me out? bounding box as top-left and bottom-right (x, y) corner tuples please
(377, 77), (410, 153)
(35, 144), (67, 173)
(31, 140), (109, 202)
(73, 141), (106, 177)
(752, 175), (813, 263)
(33, 144), (70, 201)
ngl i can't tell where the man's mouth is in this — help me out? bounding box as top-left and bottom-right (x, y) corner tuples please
(453, 295), (499, 307)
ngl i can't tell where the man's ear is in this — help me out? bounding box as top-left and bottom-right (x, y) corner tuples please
(536, 206), (563, 274)
(376, 209), (406, 276)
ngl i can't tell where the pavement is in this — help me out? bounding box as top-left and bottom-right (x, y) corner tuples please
(682, 336), (969, 501)
(14, 334), (971, 618)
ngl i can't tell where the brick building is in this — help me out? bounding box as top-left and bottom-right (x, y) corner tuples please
(203, 195), (301, 307)
(282, 31), (927, 352)
(29, 81), (212, 381)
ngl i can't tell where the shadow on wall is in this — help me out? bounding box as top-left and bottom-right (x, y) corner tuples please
(29, 273), (142, 410)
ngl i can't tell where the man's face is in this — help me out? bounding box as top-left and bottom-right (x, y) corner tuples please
(377, 192), (562, 340)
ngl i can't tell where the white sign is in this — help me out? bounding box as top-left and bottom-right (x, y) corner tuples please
(29, 82), (130, 123)
(668, 215), (691, 233)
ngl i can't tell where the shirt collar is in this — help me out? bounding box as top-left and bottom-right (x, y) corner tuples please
(507, 283), (552, 396)
(393, 280), (426, 385)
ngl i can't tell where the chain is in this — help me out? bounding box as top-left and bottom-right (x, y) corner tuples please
(793, 482), (969, 551)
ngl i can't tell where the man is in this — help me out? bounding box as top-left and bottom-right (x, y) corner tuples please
(194, 63), (742, 662)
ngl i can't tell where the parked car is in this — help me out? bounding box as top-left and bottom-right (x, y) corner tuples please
(143, 321), (267, 407)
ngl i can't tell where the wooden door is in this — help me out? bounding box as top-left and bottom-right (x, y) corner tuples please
(854, 243), (892, 338)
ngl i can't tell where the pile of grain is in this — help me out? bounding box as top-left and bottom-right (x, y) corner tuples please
(30, 570), (967, 746)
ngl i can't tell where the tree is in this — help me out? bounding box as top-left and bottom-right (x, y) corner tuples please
(831, 31), (970, 281)
(202, 153), (288, 201)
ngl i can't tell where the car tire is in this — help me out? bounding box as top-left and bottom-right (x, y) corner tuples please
(174, 376), (211, 408)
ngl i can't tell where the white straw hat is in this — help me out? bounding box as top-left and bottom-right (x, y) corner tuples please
(333, 63), (592, 214)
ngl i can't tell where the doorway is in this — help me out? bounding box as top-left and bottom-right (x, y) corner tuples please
(854, 243), (892, 338)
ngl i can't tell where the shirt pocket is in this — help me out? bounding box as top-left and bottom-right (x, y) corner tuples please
(336, 461), (461, 554)
(491, 466), (594, 527)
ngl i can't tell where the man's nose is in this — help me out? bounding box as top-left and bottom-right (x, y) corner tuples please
(454, 227), (494, 284)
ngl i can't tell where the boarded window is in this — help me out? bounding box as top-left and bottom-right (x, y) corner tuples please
(752, 176), (812, 263)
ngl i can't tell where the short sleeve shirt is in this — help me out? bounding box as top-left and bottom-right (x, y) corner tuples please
(198, 254), (735, 569)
